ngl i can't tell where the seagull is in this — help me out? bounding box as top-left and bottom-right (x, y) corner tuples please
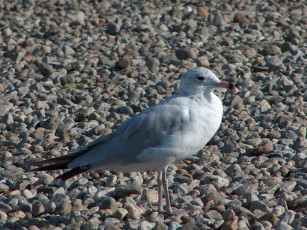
(30, 67), (234, 215)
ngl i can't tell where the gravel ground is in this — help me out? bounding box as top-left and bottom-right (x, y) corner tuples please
(0, 0), (306, 229)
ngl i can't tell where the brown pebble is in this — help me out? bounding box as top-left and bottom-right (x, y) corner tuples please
(213, 204), (226, 213)
(258, 212), (278, 226)
(277, 115), (292, 124)
(115, 56), (130, 70)
(198, 7), (209, 20)
(234, 13), (245, 22)
(251, 140), (274, 156)
(220, 216), (238, 230)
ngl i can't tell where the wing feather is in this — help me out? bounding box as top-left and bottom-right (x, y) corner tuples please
(68, 96), (191, 169)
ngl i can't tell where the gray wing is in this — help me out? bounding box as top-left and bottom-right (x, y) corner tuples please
(68, 96), (191, 169)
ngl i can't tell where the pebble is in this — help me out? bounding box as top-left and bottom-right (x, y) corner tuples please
(114, 183), (142, 198)
(113, 208), (128, 221)
(175, 48), (198, 60)
(0, 0), (305, 229)
(32, 200), (45, 217)
(98, 196), (118, 213)
(107, 22), (121, 35)
(115, 56), (130, 70)
(146, 57), (160, 72)
(276, 222), (293, 230)
(84, 217), (100, 230)
(125, 204), (142, 220)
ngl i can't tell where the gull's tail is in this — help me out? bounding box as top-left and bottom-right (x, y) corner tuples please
(28, 149), (91, 181)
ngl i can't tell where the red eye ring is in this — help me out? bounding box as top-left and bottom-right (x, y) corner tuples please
(197, 76), (205, 80)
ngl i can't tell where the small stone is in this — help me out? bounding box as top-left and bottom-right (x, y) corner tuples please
(115, 56), (130, 70)
(276, 222), (293, 230)
(146, 58), (160, 72)
(84, 217), (100, 230)
(37, 174), (54, 185)
(225, 164), (244, 177)
(67, 11), (85, 25)
(118, 106), (134, 116)
(105, 175), (117, 187)
(220, 217), (238, 230)
(0, 183), (9, 192)
(40, 118), (59, 130)
(213, 204), (226, 213)
(266, 56), (283, 69)
(258, 212), (278, 226)
(32, 127), (45, 139)
(62, 45), (75, 56)
(202, 191), (224, 204)
(231, 95), (244, 105)
(115, 183), (142, 198)
(0, 210), (8, 221)
(125, 204), (142, 220)
(263, 45), (282, 56)
(198, 7), (209, 20)
(204, 210), (223, 220)
(32, 200), (45, 217)
(213, 12), (225, 27)
(139, 220), (155, 230)
(168, 222), (182, 230)
(175, 48), (198, 60)
(0, 202), (12, 212)
(233, 13), (245, 22)
(141, 189), (158, 203)
(107, 22), (120, 35)
(39, 62), (54, 76)
(3, 27), (12, 36)
(251, 140), (274, 155)
(2, 113), (14, 125)
(250, 200), (270, 213)
(99, 196), (118, 213)
(54, 196), (71, 216)
(22, 189), (35, 199)
(71, 199), (87, 212)
(197, 56), (210, 67)
(113, 208), (128, 221)
(154, 221), (168, 230)
(200, 175), (229, 189)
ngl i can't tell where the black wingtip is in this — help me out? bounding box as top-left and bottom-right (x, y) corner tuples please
(56, 166), (90, 181)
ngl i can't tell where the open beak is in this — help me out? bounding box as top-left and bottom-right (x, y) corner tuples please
(216, 81), (235, 90)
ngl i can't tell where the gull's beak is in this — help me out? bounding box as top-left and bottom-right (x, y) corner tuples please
(216, 81), (235, 90)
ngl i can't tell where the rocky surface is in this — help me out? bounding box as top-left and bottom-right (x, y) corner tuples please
(0, 0), (306, 229)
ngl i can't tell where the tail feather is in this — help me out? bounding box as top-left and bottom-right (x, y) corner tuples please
(28, 147), (94, 181)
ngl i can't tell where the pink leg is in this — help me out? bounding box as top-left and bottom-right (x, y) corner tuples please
(157, 171), (163, 213)
(162, 167), (172, 215)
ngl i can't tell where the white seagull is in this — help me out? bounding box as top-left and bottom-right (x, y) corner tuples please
(30, 67), (234, 215)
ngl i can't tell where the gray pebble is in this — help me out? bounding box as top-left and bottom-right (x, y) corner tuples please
(84, 217), (100, 230)
(32, 200), (45, 217)
(168, 222), (182, 230)
(266, 55), (284, 69)
(115, 183), (142, 198)
(98, 196), (118, 213)
(275, 222), (293, 230)
(107, 22), (120, 35)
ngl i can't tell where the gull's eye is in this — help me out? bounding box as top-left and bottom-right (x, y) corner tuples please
(197, 76), (205, 81)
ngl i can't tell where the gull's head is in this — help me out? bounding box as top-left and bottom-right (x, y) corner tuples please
(179, 67), (234, 95)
